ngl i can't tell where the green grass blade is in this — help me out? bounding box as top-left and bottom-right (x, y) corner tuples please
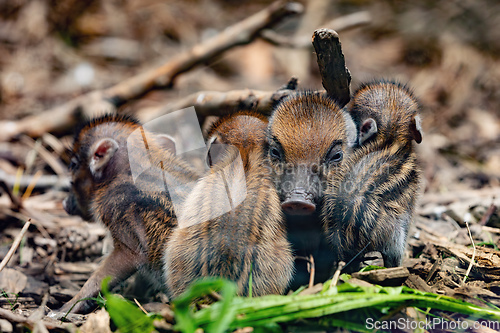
(101, 277), (155, 333)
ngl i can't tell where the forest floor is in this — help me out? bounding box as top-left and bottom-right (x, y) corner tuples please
(0, 0), (499, 332)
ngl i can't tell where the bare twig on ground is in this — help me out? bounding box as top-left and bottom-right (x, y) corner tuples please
(478, 203), (497, 226)
(419, 188), (500, 206)
(0, 179), (23, 210)
(0, 308), (29, 324)
(329, 261), (346, 288)
(352, 267), (410, 286)
(0, 1), (303, 141)
(312, 28), (351, 107)
(294, 255), (316, 290)
(21, 170), (42, 200)
(134, 299), (148, 315)
(0, 219), (31, 273)
(19, 136), (66, 176)
(0, 169), (70, 190)
(260, 11), (371, 48)
(308, 254), (315, 289)
(140, 86), (300, 123)
(0, 307), (73, 331)
(462, 220), (476, 285)
(481, 226), (500, 234)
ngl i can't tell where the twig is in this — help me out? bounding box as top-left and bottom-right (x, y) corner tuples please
(42, 133), (67, 157)
(134, 298), (148, 315)
(343, 241), (371, 272)
(0, 1), (303, 141)
(24, 139), (41, 174)
(307, 254), (315, 289)
(481, 226), (500, 234)
(260, 11), (371, 48)
(329, 261), (346, 288)
(140, 86), (299, 123)
(419, 187), (500, 206)
(478, 203), (497, 226)
(209, 291), (223, 302)
(0, 219), (31, 273)
(312, 28), (351, 107)
(0, 307), (29, 324)
(425, 258), (442, 283)
(0, 179), (22, 210)
(0, 305), (72, 331)
(21, 170), (42, 200)
(0, 169), (70, 190)
(294, 255), (316, 289)
(462, 219), (476, 285)
(19, 136), (67, 176)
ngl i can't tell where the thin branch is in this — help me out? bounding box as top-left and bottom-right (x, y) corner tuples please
(0, 219), (31, 273)
(140, 87), (299, 123)
(0, 1), (303, 141)
(308, 254), (315, 289)
(19, 136), (67, 177)
(0, 170), (69, 190)
(21, 170), (42, 200)
(312, 28), (351, 107)
(0, 179), (22, 210)
(478, 203), (497, 226)
(462, 219), (476, 285)
(0, 305), (72, 331)
(294, 255), (316, 290)
(0, 307), (29, 324)
(260, 11), (371, 48)
(329, 261), (346, 288)
(134, 298), (148, 315)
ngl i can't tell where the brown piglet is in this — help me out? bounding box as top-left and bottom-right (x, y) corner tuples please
(164, 112), (294, 298)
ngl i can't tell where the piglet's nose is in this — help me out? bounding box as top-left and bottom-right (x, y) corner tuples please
(282, 189), (316, 215)
(282, 200), (316, 215)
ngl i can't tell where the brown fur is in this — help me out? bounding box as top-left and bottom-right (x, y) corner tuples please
(322, 81), (422, 271)
(61, 114), (199, 314)
(164, 113), (294, 297)
(348, 80), (422, 146)
(266, 93), (357, 289)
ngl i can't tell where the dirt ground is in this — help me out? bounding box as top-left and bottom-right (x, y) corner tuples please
(0, 0), (499, 331)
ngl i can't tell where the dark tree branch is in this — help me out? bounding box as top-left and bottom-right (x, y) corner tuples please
(312, 28), (351, 107)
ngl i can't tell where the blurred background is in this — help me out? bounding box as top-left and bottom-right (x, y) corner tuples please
(0, 0), (499, 194)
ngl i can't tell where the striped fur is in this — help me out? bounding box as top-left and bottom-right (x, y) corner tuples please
(164, 113), (293, 298)
(61, 115), (199, 313)
(266, 93), (357, 289)
(322, 81), (422, 270)
(348, 80), (422, 146)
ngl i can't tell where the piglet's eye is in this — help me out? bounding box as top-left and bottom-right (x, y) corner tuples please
(325, 149), (343, 163)
(69, 157), (79, 171)
(269, 147), (282, 160)
(331, 152), (343, 162)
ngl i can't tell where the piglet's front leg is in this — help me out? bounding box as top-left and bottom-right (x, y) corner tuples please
(57, 242), (142, 315)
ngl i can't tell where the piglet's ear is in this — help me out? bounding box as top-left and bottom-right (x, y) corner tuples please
(342, 112), (358, 148)
(359, 118), (378, 145)
(410, 115), (423, 144)
(90, 138), (118, 178)
(206, 136), (220, 167)
(156, 134), (177, 155)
